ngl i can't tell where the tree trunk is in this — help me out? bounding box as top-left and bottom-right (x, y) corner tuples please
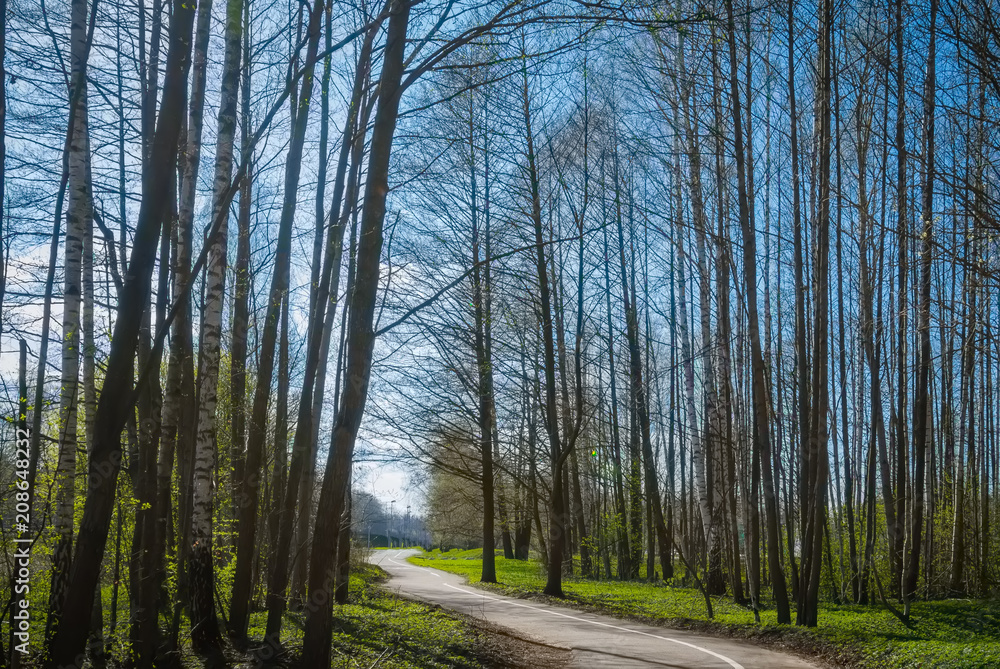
(679, 47), (722, 591)
(267, 295), (290, 595)
(157, 167), (195, 661)
(728, 0), (790, 623)
(45, 0), (197, 662)
(891, 0), (908, 594)
(469, 82), (498, 582)
(225, 0), (253, 638)
(785, 0), (808, 605)
(516, 54), (567, 598)
(334, 482), (353, 603)
(797, 0), (832, 627)
(298, 2), (410, 664)
(904, 0), (937, 614)
(856, 88), (880, 607)
(46, 0), (93, 639)
(187, 0), (226, 651)
(264, 2), (376, 639)
(601, 193), (630, 580)
(612, 159), (671, 588)
(473, 181), (498, 582)
(289, 1), (340, 606)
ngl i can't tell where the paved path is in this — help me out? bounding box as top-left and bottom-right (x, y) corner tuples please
(369, 549), (819, 669)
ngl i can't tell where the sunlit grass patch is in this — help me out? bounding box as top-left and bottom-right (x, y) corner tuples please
(411, 551), (1000, 668)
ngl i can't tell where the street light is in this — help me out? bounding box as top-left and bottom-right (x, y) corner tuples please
(405, 505), (411, 548)
(389, 500), (396, 549)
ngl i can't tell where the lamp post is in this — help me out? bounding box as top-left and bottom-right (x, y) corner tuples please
(405, 505), (411, 548)
(389, 500), (396, 549)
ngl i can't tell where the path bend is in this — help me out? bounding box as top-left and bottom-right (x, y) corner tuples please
(369, 549), (820, 669)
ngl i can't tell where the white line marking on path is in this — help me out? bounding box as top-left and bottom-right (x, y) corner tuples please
(438, 582), (745, 669)
(382, 556), (742, 668)
(387, 555), (440, 575)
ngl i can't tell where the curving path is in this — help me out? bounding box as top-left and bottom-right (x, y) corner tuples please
(369, 549), (820, 669)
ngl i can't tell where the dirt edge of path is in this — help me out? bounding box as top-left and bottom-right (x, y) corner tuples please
(449, 606), (572, 668)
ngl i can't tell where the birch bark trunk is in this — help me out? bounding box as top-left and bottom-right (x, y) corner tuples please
(187, 0), (230, 650)
(47, 0), (93, 639)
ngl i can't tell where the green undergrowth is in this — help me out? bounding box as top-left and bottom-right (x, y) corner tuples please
(245, 562), (498, 668)
(411, 549), (1000, 669)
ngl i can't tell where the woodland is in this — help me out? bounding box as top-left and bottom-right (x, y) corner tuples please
(0, 0), (999, 666)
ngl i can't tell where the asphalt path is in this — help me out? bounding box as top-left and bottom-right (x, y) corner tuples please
(369, 549), (820, 669)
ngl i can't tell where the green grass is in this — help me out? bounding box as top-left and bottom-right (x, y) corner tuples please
(14, 552), (498, 668)
(411, 550), (1000, 669)
(245, 561), (500, 668)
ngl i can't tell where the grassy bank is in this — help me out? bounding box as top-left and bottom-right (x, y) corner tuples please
(410, 549), (1000, 668)
(239, 559), (535, 668)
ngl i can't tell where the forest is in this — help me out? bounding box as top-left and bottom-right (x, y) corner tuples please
(1, 0), (999, 666)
